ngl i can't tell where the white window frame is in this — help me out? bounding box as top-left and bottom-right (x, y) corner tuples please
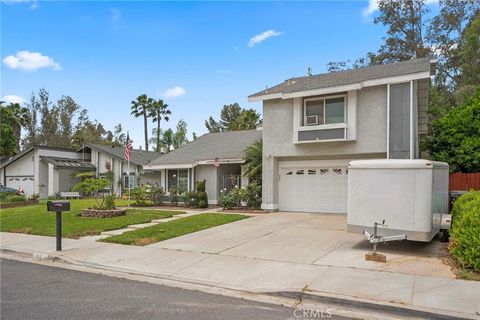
(303, 94), (347, 128)
(166, 169), (190, 194)
(123, 173), (136, 189)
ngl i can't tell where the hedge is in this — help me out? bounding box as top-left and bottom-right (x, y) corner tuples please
(449, 191), (480, 272)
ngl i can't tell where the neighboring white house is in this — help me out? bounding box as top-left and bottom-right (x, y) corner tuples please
(248, 57), (434, 213)
(144, 129), (262, 205)
(0, 146), (93, 198)
(1, 144), (163, 198)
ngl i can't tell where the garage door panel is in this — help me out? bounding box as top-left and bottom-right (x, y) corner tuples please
(6, 176), (34, 196)
(279, 164), (348, 213)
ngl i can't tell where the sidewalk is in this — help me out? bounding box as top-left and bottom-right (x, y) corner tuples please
(1, 231), (479, 319)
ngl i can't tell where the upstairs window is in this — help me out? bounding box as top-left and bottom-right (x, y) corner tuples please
(304, 96), (345, 126)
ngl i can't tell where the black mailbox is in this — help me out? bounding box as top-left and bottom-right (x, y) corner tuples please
(46, 201), (70, 251)
(47, 201), (70, 212)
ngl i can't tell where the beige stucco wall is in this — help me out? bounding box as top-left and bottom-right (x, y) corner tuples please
(260, 84), (401, 209)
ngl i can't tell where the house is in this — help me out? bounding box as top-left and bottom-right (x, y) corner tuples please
(248, 57), (434, 213)
(0, 145), (94, 198)
(77, 144), (163, 196)
(144, 129), (262, 205)
(0, 144), (162, 198)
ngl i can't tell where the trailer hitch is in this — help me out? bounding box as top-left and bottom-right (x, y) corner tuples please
(363, 220), (406, 262)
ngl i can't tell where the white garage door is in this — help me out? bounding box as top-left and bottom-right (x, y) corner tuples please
(278, 166), (348, 213)
(6, 176), (34, 197)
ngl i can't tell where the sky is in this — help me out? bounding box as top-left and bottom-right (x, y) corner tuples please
(1, 0), (438, 149)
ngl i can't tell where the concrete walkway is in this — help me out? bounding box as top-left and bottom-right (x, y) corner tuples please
(79, 207), (222, 241)
(1, 212), (479, 319)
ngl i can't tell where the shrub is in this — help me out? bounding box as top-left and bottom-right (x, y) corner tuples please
(28, 193), (40, 200)
(149, 187), (164, 206)
(0, 191), (16, 200)
(4, 194), (26, 203)
(244, 182), (262, 209)
(131, 186), (149, 206)
(182, 191), (198, 208)
(196, 180), (208, 208)
(218, 186), (243, 209)
(449, 191), (480, 272)
(104, 194), (116, 210)
(170, 186), (179, 206)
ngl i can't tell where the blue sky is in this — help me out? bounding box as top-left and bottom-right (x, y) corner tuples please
(1, 1), (433, 149)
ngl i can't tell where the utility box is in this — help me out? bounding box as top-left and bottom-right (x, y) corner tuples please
(47, 201), (70, 212)
(347, 159), (450, 242)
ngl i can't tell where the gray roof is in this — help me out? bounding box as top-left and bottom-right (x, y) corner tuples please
(249, 58), (434, 98)
(82, 144), (162, 166)
(147, 129), (262, 167)
(0, 145), (77, 169)
(41, 156), (96, 170)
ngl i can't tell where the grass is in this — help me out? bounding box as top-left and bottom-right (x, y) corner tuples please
(101, 213), (248, 246)
(0, 199), (184, 238)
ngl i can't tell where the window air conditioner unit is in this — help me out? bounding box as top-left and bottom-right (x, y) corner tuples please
(306, 115), (319, 126)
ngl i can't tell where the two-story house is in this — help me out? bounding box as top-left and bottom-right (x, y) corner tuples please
(249, 58), (434, 213)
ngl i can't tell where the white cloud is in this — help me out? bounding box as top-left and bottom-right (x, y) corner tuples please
(2, 0), (38, 10)
(248, 30), (283, 48)
(1, 95), (26, 104)
(110, 8), (122, 22)
(216, 69), (232, 74)
(162, 86), (186, 98)
(362, 0), (438, 17)
(3, 50), (62, 71)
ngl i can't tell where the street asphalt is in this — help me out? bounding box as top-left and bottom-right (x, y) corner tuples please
(0, 259), (351, 320)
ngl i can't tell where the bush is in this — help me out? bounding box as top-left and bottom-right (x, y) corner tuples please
(182, 191), (198, 208)
(449, 191), (480, 272)
(0, 191), (16, 200)
(149, 187), (164, 205)
(131, 186), (149, 206)
(218, 186), (243, 209)
(104, 194), (116, 210)
(196, 180), (208, 208)
(170, 186), (179, 206)
(3, 194), (26, 203)
(28, 193), (40, 200)
(244, 182), (262, 209)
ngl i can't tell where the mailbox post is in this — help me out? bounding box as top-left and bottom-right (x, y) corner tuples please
(46, 201), (70, 251)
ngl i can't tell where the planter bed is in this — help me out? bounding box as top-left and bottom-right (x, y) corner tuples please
(81, 208), (127, 218)
(0, 200), (39, 209)
(220, 208), (266, 214)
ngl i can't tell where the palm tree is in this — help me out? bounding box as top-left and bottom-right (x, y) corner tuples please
(1, 102), (30, 152)
(149, 99), (171, 152)
(242, 140), (262, 181)
(131, 94), (155, 151)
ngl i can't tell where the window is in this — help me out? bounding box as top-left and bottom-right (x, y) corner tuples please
(296, 170), (304, 175)
(124, 174), (136, 189)
(389, 82), (411, 159)
(304, 96), (345, 126)
(307, 169), (316, 175)
(167, 169), (189, 192)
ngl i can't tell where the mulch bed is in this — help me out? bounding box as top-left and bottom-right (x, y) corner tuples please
(81, 208), (127, 218)
(219, 208), (267, 214)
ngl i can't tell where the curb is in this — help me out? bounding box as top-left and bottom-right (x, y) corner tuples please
(269, 291), (475, 320)
(1, 247), (477, 320)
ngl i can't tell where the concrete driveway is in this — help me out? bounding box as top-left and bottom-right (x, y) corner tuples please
(149, 211), (454, 279)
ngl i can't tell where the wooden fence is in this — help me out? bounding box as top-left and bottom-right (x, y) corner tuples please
(449, 172), (480, 191)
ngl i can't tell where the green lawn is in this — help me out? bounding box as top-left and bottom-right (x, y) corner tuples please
(102, 213), (248, 246)
(0, 199), (184, 238)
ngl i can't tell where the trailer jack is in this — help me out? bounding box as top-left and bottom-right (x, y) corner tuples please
(363, 220), (406, 262)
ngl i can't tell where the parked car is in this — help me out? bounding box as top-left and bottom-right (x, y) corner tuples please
(0, 184), (21, 195)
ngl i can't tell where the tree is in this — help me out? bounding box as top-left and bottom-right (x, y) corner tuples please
(112, 124), (126, 147)
(162, 128), (174, 152)
(205, 104), (261, 132)
(149, 99), (171, 152)
(56, 96), (81, 147)
(242, 140), (262, 180)
(0, 102), (29, 156)
(423, 89), (480, 173)
(131, 94), (155, 151)
(173, 119), (189, 149)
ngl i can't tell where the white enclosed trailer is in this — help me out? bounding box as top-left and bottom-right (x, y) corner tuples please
(347, 159), (450, 242)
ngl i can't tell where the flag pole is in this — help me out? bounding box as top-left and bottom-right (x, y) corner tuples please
(128, 157), (130, 207)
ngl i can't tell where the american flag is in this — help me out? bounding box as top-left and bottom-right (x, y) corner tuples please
(125, 133), (133, 161)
